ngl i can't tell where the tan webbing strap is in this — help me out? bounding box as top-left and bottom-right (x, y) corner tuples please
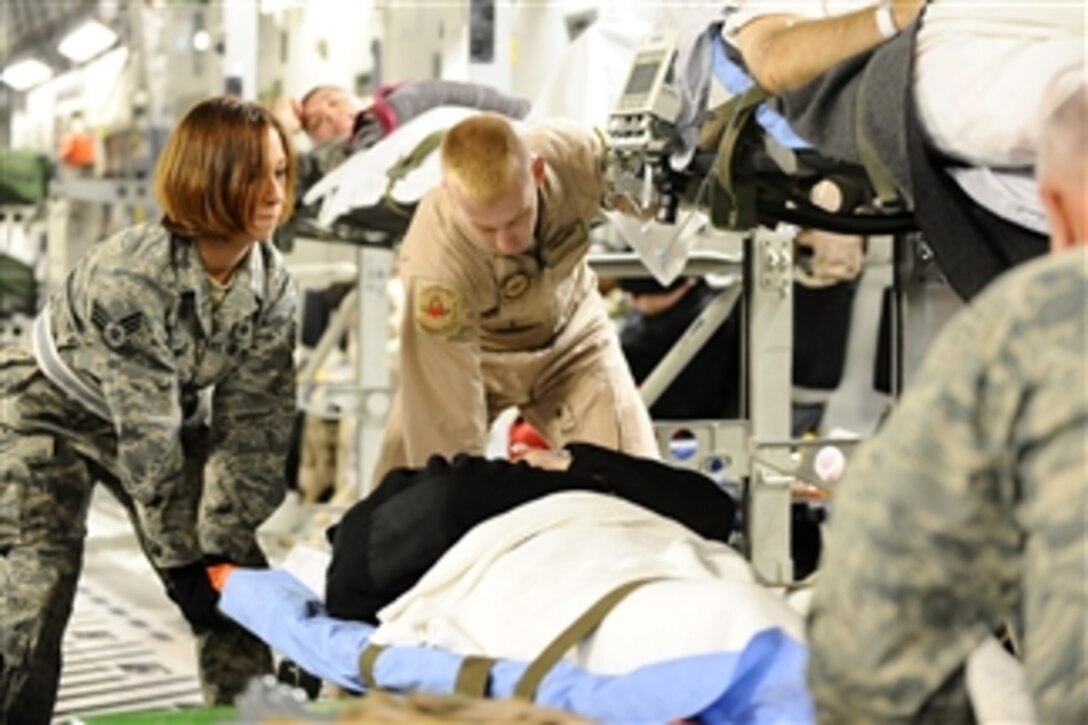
(383, 129), (447, 218)
(592, 125), (611, 178)
(453, 655), (498, 698)
(512, 579), (656, 702)
(854, 75), (901, 205)
(702, 85), (770, 229)
(358, 643), (387, 690)
(857, 129), (899, 205)
(715, 85), (770, 201)
(698, 96), (742, 155)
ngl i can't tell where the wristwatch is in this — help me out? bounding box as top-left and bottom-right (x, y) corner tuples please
(874, 0), (899, 40)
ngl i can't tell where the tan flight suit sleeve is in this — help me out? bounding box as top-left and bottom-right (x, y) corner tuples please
(397, 276), (489, 462)
(374, 192), (494, 482)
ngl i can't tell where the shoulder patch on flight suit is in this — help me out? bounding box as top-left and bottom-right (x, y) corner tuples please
(91, 301), (144, 351)
(414, 282), (462, 337)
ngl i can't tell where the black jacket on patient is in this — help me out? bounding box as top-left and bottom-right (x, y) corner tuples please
(324, 443), (736, 624)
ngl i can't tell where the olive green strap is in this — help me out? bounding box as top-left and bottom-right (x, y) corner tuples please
(709, 85), (771, 229)
(453, 654), (498, 698)
(856, 121), (900, 205)
(855, 79), (901, 206)
(358, 643), (387, 689)
(715, 86), (770, 197)
(362, 643), (496, 696)
(383, 129), (447, 217)
(592, 125), (611, 178)
(512, 579), (655, 702)
(854, 48), (902, 206)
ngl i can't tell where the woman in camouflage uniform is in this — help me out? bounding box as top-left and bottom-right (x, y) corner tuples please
(0, 96), (298, 723)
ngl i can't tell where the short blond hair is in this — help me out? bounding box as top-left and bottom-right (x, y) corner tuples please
(441, 113), (528, 204)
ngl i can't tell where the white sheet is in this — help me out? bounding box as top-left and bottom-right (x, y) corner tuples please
(604, 208), (711, 286)
(279, 500), (1036, 718)
(304, 106), (485, 227)
(302, 15), (654, 228)
(371, 491), (803, 674)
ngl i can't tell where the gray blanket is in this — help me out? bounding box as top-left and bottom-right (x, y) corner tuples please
(770, 22), (1046, 299)
(772, 22), (917, 205)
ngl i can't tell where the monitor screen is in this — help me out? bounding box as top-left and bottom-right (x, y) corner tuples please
(623, 60), (659, 97)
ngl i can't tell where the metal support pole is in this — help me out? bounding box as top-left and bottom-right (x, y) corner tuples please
(746, 227), (794, 583)
(45, 198), (71, 296)
(894, 233), (960, 395)
(353, 246), (393, 498)
(297, 288), (356, 388)
(586, 250), (742, 279)
(640, 279), (741, 408)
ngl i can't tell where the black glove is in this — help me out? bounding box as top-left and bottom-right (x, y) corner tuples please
(164, 561), (227, 631)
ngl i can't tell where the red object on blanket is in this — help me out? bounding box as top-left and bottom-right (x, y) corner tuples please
(508, 417), (550, 460)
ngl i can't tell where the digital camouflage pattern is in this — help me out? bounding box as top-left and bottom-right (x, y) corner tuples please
(808, 248), (1088, 723)
(0, 221), (296, 720)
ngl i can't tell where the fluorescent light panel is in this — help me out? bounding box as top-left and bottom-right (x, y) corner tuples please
(58, 20), (118, 63)
(0, 58), (54, 91)
(192, 30), (211, 52)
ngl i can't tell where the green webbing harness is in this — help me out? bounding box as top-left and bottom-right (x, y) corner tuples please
(701, 77), (905, 222)
(453, 655), (499, 697)
(382, 129), (447, 218)
(703, 85), (771, 230)
(356, 578), (656, 701)
(358, 642), (386, 690)
(510, 578), (655, 701)
(855, 88), (901, 206)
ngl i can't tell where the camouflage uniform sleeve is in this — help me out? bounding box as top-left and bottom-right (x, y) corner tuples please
(89, 280), (202, 569)
(807, 284), (1024, 722)
(200, 268), (297, 562)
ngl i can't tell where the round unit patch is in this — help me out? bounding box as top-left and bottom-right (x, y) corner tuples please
(501, 273), (530, 300)
(414, 282), (463, 337)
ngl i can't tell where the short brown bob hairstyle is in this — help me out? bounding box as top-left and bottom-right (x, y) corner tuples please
(155, 95), (296, 241)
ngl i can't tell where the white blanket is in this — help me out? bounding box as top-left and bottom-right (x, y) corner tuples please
(275, 494), (1034, 719)
(371, 491), (803, 674)
(304, 106), (485, 227)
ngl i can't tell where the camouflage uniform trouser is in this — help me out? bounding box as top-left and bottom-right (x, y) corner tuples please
(0, 364), (272, 724)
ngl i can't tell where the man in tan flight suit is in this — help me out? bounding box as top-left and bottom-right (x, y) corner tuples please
(373, 113), (658, 486)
